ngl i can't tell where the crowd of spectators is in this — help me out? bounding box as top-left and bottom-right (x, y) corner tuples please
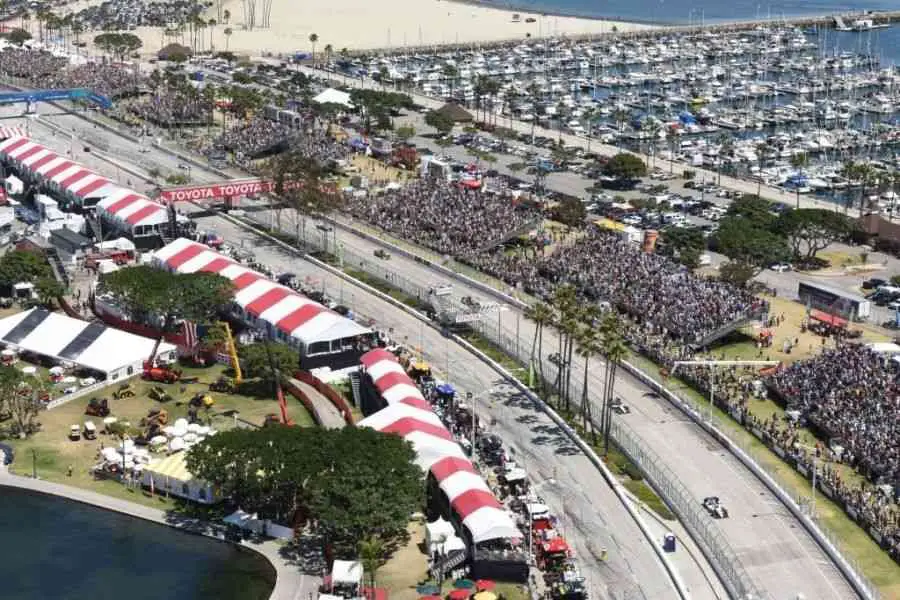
(466, 227), (765, 345)
(0, 48), (143, 98)
(126, 89), (212, 125)
(210, 116), (296, 157)
(343, 180), (541, 256)
(767, 345), (899, 488)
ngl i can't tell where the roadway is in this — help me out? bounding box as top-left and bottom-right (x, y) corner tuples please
(2, 105), (703, 600)
(11, 102), (860, 599)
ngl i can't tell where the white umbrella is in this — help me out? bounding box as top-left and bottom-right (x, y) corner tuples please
(103, 417), (118, 426)
(174, 418), (189, 429)
(21, 366), (36, 375)
(150, 435), (168, 446)
(183, 432), (198, 444)
(197, 426), (210, 435)
(49, 366), (64, 376)
(169, 438), (186, 452)
(162, 426), (176, 437)
(187, 423), (202, 433)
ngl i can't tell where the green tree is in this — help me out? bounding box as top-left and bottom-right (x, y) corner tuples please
(713, 217), (790, 275)
(575, 324), (600, 444)
(34, 277), (65, 307)
(602, 153), (647, 182)
(524, 301), (553, 396)
(599, 312), (627, 457)
(308, 33), (318, 62)
(550, 195), (586, 227)
(0, 250), (52, 294)
(660, 227), (705, 269)
(359, 536), (386, 590)
(394, 124), (416, 144)
(98, 266), (234, 365)
(718, 260), (759, 289)
(424, 109), (455, 137)
(725, 194), (777, 228)
(93, 32), (142, 60)
(7, 28), (32, 46)
(776, 208), (856, 262)
(0, 368), (44, 437)
(237, 342), (297, 382)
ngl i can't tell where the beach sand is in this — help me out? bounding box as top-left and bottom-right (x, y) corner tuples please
(51, 0), (655, 57)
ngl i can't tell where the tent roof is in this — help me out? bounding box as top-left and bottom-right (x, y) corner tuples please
(145, 452), (194, 483)
(331, 560), (363, 585)
(153, 239), (371, 346)
(435, 103), (473, 123)
(809, 309), (847, 328)
(0, 308), (176, 375)
(358, 349), (520, 543)
(313, 88), (353, 108)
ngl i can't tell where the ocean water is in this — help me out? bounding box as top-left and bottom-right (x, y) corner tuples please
(483, 0), (898, 24)
(0, 486), (276, 600)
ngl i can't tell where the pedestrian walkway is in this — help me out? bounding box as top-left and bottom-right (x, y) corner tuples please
(0, 471), (320, 600)
(289, 378), (346, 429)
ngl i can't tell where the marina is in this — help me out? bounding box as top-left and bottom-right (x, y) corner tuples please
(329, 23), (900, 211)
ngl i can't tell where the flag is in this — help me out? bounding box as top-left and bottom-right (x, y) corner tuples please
(182, 320), (199, 352)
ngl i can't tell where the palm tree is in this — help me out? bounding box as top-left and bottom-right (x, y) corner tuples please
(222, 9), (231, 24)
(308, 33), (319, 64)
(575, 325), (600, 444)
(473, 74), (489, 123)
(523, 301), (546, 379)
(644, 120), (662, 168)
(715, 132), (734, 185)
(551, 285), (578, 411)
(599, 312), (628, 457)
(756, 142), (773, 198)
(359, 536), (385, 592)
(665, 127), (678, 174)
(323, 44), (333, 65)
(224, 27), (233, 51)
(442, 64), (458, 99)
(582, 107), (597, 153)
(207, 18), (217, 50)
(612, 107), (629, 133)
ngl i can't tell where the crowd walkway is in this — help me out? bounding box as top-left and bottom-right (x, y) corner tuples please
(289, 377), (346, 429)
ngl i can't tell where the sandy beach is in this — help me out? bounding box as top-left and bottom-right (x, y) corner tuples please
(49, 0), (655, 58)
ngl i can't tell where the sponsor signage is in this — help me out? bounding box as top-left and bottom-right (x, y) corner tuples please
(159, 178), (306, 203)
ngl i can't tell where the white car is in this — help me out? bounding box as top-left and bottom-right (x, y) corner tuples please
(769, 263), (792, 272)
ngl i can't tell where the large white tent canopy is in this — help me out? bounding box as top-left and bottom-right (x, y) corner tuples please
(0, 308), (176, 377)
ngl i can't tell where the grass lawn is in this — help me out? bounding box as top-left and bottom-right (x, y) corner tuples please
(4, 362), (314, 510)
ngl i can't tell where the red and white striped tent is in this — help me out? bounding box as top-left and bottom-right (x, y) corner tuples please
(0, 135), (115, 203)
(0, 126), (27, 140)
(359, 349), (520, 543)
(152, 238), (371, 351)
(96, 187), (169, 230)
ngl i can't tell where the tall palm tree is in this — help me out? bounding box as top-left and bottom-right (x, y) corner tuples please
(223, 27), (233, 51)
(575, 324), (600, 444)
(756, 142), (773, 198)
(526, 81), (541, 144)
(715, 132), (734, 185)
(666, 126), (678, 174)
(551, 285), (578, 411)
(323, 44), (333, 65)
(222, 9), (231, 24)
(308, 33), (319, 64)
(582, 107), (597, 153)
(473, 74), (489, 122)
(359, 536), (385, 592)
(525, 301), (552, 395)
(600, 312), (628, 457)
(442, 64), (458, 99)
(644, 119), (662, 168)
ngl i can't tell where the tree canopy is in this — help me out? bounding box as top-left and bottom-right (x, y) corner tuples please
(99, 266), (234, 361)
(660, 226), (705, 269)
(424, 109), (455, 136)
(713, 216), (790, 271)
(602, 153), (647, 181)
(0, 367), (45, 437)
(187, 426), (423, 551)
(265, 150), (342, 216)
(7, 28), (32, 46)
(775, 208), (856, 262)
(238, 342), (297, 382)
(93, 32), (143, 60)
(0, 250), (53, 294)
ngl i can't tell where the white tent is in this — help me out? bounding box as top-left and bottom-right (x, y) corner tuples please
(425, 516), (456, 548)
(313, 88), (353, 108)
(331, 559), (363, 587)
(0, 308), (177, 380)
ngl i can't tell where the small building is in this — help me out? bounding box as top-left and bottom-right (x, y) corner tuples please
(141, 451), (219, 504)
(50, 227), (91, 259)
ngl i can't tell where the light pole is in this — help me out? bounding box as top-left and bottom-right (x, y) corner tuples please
(671, 360), (779, 423)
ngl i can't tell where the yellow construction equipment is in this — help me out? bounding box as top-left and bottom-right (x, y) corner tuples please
(220, 321), (242, 385)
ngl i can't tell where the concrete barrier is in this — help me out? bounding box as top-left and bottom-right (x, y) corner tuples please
(216, 211), (691, 600)
(324, 212), (874, 599)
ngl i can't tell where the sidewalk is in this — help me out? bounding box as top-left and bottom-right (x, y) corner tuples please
(289, 377), (346, 429)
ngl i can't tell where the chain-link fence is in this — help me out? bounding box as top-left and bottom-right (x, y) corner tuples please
(243, 210), (764, 599)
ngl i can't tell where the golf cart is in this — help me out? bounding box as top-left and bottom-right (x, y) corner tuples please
(69, 424), (81, 441)
(83, 421), (97, 440)
(702, 496), (729, 518)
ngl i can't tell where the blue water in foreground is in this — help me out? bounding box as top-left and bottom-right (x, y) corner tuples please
(0, 486), (275, 600)
(482, 0), (897, 24)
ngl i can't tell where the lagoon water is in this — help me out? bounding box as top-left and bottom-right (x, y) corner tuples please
(0, 486), (275, 600)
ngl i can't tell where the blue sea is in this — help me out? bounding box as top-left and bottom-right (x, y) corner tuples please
(482, 0), (897, 24)
(481, 0), (900, 64)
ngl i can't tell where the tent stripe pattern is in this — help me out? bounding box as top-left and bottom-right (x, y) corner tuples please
(152, 238), (371, 347)
(0, 136), (114, 199)
(358, 349), (520, 543)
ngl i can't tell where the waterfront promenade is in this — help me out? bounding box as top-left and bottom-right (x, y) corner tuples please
(0, 466), (319, 600)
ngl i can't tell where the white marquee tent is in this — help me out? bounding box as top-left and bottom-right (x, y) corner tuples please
(0, 308), (176, 380)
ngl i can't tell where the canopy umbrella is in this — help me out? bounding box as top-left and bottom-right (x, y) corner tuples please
(436, 383), (455, 396)
(475, 581), (496, 592)
(474, 593), (497, 600)
(453, 579), (475, 590)
(420, 596), (442, 600)
(447, 590), (470, 600)
(416, 585), (441, 596)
